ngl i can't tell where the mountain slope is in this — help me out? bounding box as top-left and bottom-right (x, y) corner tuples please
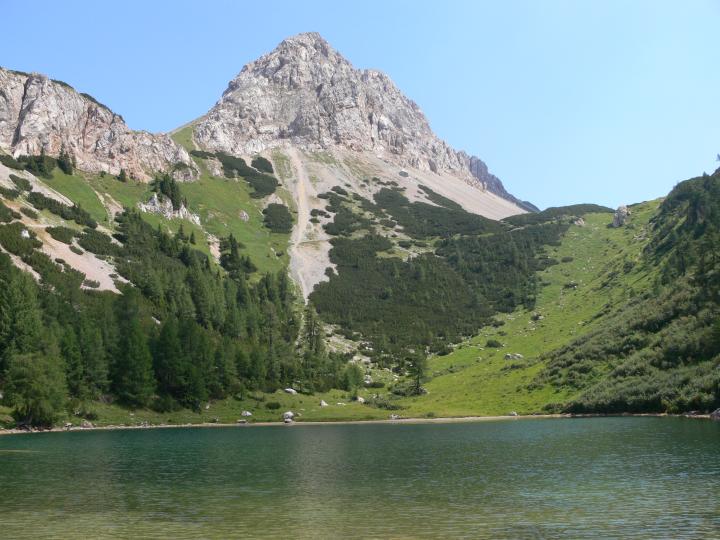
(0, 68), (196, 181)
(192, 32), (528, 210)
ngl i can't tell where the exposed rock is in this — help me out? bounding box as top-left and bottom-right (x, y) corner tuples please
(20, 229), (30, 239)
(356, 396), (365, 404)
(239, 210), (250, 222)
(711, 408), (720, 421)
(138, 192), (200, 225)
(319, 400), (328, 407)
(508, 411), (518, 417)
(282, 411), (295, 423)
(0, 67), (196, 181)
(284, 387), (298, 395)
(573, 217), (586, 226)
(241, 410), (253, 417)
(504, 353), (524, 360)
(612, 205), (630, 227)
(205, 157), (224, 177)
(236, 419), (248, 424)
(80, 420), (94, 428)
(193, 32), (528, 210)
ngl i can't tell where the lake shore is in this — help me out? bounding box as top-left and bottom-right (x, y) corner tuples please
(0, 412), (712, 437)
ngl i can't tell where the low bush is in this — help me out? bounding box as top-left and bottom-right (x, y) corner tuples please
(262, 203), (293, 234)
(9, 174), (32, 192)
(251, 156), (274, 174)
(46, 226), (77, 244)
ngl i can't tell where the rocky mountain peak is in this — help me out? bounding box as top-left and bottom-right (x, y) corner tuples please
(193, 33), (532, 210)
(0, 67), (196, 181)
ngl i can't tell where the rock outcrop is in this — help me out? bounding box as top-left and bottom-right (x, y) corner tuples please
(194, 32), (529, 209)
(612, 205), (630, 227)
(0, 67), (196, 181)
(138, 192), (200, 225)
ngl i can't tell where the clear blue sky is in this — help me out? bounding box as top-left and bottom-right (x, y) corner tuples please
(3, 1), (719, 209)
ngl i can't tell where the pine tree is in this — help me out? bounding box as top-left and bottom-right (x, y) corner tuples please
(114, 317), (155, 407)
(0, 263), (43, 373)
(61, 328), (85, 398)
(5, 352), (67, 427)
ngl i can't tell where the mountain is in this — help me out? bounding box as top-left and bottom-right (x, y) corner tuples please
(193, 32), (532, 209)
(0, 67), (196, 181)
(0, 33), (718, 429)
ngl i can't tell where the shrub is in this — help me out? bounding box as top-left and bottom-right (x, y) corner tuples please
(0, 201), (21, 223)
(46, 226), (77, 244)
(0, 223), (41, 256)
(486, 339), (503, 348)
(27, 192), (97, 228)
(19, 207), (37, 219)
(17, 153), (56, 179)
(69, 245), (84, 255)
(77, 228), (120, 256)
(9, 174), (32, 192)
(262, 203), (293, 233)
(561, 256), (574, 263)
(0, 154), (24, 170)
(215, 153), (278, 198)
(0, 186), (20, 200)
(265, 401), (281, 410)
(251, 156), (274, 174)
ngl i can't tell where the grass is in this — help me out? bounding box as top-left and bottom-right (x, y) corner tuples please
(40, 170), (108, 224)
(181, 173), (289, 275)
(170, 125), (196, 150)
(394, 203), (661, 417)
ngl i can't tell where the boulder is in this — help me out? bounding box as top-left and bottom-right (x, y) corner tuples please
(81, 420), (94, 428)
(241, 410), (253, 417)
(319, 400), (328, 407)
(356, 396), (365, 404)
(282, 411), (295, 421)
(508, 411), (518, 417)
(20, 229), (30, 239)
(711, 408), (720, 421)
(612, 205), (630, 227)
(236, 419), (248, 424)
(284, 388), (298, 395)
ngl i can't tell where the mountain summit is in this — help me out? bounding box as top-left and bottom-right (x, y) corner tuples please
(194, 32), (533, 210)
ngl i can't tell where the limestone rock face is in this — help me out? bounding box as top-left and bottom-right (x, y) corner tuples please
(612, 205), (630, 227)
(194, 32), (528, 208)
(0, 68), (196, 181)
(138, 192), (201, 225)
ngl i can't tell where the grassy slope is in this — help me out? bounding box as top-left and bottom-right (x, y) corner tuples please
(396, 202), (660, 417)
(172, 125), (290, 275)
(19, 203), (660, 428)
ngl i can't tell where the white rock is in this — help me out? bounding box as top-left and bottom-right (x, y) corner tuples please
(0, 68), (196, 181)
(241, 410), (253, 417)
(282, 411), (295, 421)
(20, 229), (30, 239)
(356, 396), (365, 404)
(319, 400), (328, 407)
(284, 388), (298, 395)
(192, 32), (526, 208)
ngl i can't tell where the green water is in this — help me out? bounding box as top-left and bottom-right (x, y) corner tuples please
(0, 417), (719, 539)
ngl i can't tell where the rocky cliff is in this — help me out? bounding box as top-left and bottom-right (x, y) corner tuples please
(193, 32), (530, 209)
(0, 67), (195, 181)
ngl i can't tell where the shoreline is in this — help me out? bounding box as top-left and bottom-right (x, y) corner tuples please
(0, 412), (712, 437)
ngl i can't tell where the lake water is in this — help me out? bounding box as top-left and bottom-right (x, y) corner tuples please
(0, 417), (719, 539)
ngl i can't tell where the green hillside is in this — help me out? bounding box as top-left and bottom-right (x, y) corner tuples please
(1, 147), (719, 428)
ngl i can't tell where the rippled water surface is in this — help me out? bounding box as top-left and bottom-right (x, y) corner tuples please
(1, 417), (719, 539)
